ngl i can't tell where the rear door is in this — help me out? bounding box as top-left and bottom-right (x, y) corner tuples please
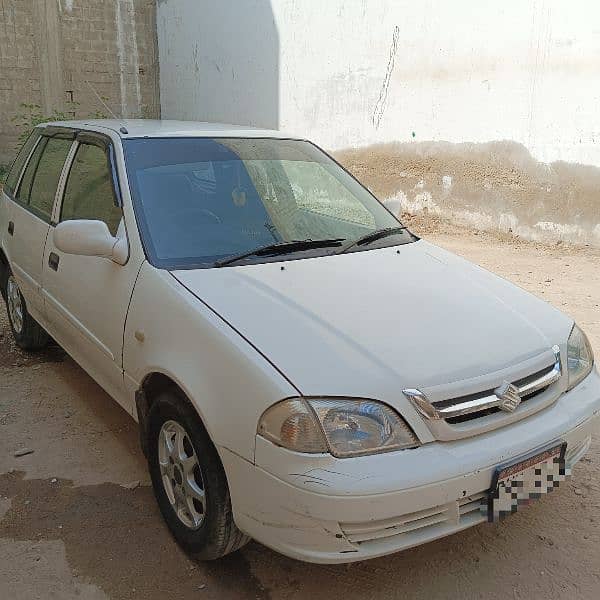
(1, 129), (41, 292)
(2, 130), (74, 320)
(41, 132), (143, 409)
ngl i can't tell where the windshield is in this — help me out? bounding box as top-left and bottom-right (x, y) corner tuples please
(123, 137), (413, 268)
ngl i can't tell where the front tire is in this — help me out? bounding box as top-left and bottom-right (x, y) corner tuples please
(4, 271), (49, 351)
(147, 390), (250, 560)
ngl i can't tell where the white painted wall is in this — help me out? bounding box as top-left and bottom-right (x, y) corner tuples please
(115, 0), (142, 118)
(157, 0), (600, 167)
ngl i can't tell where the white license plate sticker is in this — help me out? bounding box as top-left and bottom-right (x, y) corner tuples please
(487, 443), (567, 522)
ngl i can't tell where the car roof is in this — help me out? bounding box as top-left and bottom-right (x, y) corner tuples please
(40, 119), (299, 140)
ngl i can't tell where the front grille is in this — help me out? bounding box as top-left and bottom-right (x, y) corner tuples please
(339, 493), (487, 546)
(446, 406), (500, 424)
(405, 346), (562, 425)
(459, 493), (487, 517)
(442, 363), (557, 424)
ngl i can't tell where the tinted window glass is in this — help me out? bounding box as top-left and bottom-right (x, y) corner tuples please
(61, 143), (122, 235)
(124, 138), (405, 268)
(16, 137), (47, 205)
(4, 131), (41, 196)
(29, 138), (73, 221)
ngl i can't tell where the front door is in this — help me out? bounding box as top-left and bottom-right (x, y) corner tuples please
(41, 135), (143, 410)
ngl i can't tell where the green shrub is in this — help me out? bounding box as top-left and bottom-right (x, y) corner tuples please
(11, 102), (77, 147)
(11, 102), (107, 148)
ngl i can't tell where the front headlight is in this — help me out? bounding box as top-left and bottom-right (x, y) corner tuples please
(258, 397), (420, 458)
(567, 324), (594, 390)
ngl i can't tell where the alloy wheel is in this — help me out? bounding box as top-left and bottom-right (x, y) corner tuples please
(6, 276), (24, 334)
(158, 420), (206, 530)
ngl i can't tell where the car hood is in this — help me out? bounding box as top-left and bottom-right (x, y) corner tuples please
(171, 240), (572, 400)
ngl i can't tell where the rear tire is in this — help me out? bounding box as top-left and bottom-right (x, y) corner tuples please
(3, 270), (49, 351)
(147, 389), (250, 560)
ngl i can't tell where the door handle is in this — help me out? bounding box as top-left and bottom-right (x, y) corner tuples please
(8, 221), (14, 236)
(48, 252), (60, 271)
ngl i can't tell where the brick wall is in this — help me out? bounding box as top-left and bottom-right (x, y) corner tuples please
(0, 0), (160, 166)
(0, 0), (41, 166)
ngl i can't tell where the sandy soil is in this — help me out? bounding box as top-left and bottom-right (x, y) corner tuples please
(1, 222), (599, 600)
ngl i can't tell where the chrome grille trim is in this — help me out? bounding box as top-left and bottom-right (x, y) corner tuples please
(404, 345), (562, 421)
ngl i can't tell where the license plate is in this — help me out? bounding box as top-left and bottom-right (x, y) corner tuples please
(486, 442), (567, 522)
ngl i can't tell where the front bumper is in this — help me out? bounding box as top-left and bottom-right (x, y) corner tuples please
(221, 369), (600, 563)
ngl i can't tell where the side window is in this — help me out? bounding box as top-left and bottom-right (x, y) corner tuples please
(4, 130), (41, 197)
(61, 143), (122, 236)
(16, 137), (47, 205)
(28, 138), (74, 222)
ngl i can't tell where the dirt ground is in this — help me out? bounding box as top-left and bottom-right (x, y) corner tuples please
(1, 221), (600, 600)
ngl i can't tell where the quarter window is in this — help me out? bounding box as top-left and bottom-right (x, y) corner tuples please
(61, 143), (122, 235)
(28, 138), (73, 221)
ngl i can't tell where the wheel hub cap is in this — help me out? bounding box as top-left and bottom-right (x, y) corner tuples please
(158, 420), (206, 530)
(6, 276), (24, 334)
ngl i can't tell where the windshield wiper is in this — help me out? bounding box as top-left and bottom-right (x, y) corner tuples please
(337, 226), (410, 254)
(215, 238), (346, 267)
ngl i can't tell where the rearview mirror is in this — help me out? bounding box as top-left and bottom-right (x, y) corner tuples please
(53, 220), (128, 265)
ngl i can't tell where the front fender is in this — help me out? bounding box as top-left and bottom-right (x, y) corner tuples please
(123, 262), (298, 462)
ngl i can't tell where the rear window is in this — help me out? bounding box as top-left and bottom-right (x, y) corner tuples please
(4, 131), (41, 196)
(16, 138), (47, 205)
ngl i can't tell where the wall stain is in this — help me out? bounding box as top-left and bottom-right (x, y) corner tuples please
(336, 140), (600, 246)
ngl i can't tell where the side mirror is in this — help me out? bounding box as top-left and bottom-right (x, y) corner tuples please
(53, 220), (128, 265)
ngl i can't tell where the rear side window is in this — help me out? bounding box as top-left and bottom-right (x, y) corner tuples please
(16, 137), (47, 205)
(28, 138), (73, 221)
(4, 131), (41, 196)
(61, 143), (122, 235)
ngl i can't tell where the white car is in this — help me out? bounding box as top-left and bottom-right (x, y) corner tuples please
(1, 120), (598, 563)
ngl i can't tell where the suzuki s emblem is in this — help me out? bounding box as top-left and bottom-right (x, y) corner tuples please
(495, 381), (521, 412)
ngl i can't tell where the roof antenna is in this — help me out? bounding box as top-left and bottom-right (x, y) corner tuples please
(85, 79), (125, 125)
(85, 79), (118, 118)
